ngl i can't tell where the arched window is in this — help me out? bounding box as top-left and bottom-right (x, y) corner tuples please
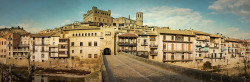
(79, 33), (80, 36)
(85, 33), (87, 36)
(95, 33), (97, 36)
(73, 34), (74, 37)
(76, 33), (77, 37)
(82, 33), (84, 36)
(88, 33), (90, 36)
(92, 33), (93, 36)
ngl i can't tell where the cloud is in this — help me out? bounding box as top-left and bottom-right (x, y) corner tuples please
(209, 0), (250, 22)
(80, 11), (85, 14)
(142, 6), (249, 39)
(227, 27), (239, 32)
(13, 20), (43, 33)
(0, 25), (11, 29)
(143, 6), (213, 29)
(112, 13), (122, 18)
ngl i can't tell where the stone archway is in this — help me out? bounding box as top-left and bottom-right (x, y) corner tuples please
(104, 48), (111, 55)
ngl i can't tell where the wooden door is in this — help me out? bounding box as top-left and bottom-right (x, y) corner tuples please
(188, 44), (191, 51)
(182, 44), (184, 51)
(171, 44), (174, 50)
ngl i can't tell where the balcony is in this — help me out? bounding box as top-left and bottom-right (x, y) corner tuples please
(163, 59), (193, 62)
(195, 49), (208, 52)
(48, 45), (58, 47)
(196, 43), (209, 47)
(196, 37), (209, 42)
(118, 49), (137, 52)
(58, 54), (69, 58)
(141, 43), (148, 46)
(19, 44), (30, 47)
(49, 50), (58, 53)
(13, 55), (26, 58)
(118, 42), (137, 46)
(195, 57), (203, 60)
(35, 43), (49, 46)
(149, 51), (158, 56)
(13, 49), (29, 52)
(150, 44), (158, 48)
(163, 50), (192, 53)
(162, 40), (192, 43)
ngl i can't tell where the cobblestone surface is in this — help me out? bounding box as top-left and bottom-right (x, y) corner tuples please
(104, 55), (201, 82)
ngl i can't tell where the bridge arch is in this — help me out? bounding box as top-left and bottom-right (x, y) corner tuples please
(103, 48), (111, 55)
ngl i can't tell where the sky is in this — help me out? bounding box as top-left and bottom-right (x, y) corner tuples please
(0, 0), (249, 39)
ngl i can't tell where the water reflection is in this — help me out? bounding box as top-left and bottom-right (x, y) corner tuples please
(32, 75), (85, 82)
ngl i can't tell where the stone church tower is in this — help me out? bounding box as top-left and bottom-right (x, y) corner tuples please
(136, 12), (143, 26)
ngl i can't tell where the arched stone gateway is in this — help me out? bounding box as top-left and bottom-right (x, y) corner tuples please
(104, 48), (111, 55)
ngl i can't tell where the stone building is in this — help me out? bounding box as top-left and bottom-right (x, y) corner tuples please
(83, 6), (112, 25)
(0, 37), (7, 64)
(117, 33), (138, 55)
(187, 30), (210, 62)
(157, 28), (195, 63)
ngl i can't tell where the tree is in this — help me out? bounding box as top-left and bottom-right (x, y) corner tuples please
(203, 61), (212, 70)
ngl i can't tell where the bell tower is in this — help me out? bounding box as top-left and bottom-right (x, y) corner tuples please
(136, 12), (143, 26)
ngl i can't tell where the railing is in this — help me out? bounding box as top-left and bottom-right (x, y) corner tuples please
(118, 42), (137, 46)
(118, 49), (137, 52)
(196, 49), (208, 52)
(141, 43), (148, 46)
(149, 44), (158, 48)
(13, 49), (29, 52)
(149, 51), (158, 55)
(13, 55), (26, 58)
(163, 50), (192, 53)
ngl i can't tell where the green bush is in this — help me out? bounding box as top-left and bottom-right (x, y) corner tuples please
(203, 61), (212, 70)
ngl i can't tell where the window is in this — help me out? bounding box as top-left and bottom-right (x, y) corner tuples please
(88, 33), (90, 36)
(85, 33), (87, 36)
(71, 42), (74, 46)
(76, 34), (77, 36)
(73, 34), (74, 37)
(92, 33), (93, 36)
(72, 50), (74, 53)
(80, 50), (82, 53)
(171, 36), (174, 40)
(188, 37), (191, 41)
(94, 41), (97, 46)
(95, 33), (97, 36)
(79, 33), (81, 36)
(88, 54), (92, 58)
(88, 42), (92, 46)
(80, 42), (83, 46)
(163, 43), (166, 50)
(82, 33), (84, 36)
(33, 56), (35, 59)
(61, 45), (66, 48)
(95, 17), (96, 20)
(94, 54), (97, 58)
(41, 54), (44, 58)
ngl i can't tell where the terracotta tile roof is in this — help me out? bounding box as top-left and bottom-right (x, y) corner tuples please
(157, 28), (195, 36)
(186, 30), (210, 35)
(225, 38), (242, 42)
(210, 34), (223, 38)
(31, 33), (56, 38)
(118, 33), (138, 37)
(135, 31), (157, 36)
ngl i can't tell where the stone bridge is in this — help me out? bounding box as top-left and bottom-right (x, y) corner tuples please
(102, 54), (200, 82)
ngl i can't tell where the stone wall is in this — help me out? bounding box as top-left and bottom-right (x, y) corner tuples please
(122, 53), (250, 82)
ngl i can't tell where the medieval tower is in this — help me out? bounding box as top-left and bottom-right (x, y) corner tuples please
(136, 12), (143, 26)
